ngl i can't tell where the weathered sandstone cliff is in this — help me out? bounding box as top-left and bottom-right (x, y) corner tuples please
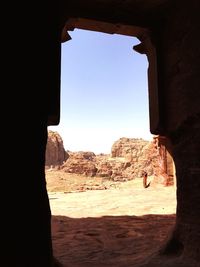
(45, 130), (69, 167)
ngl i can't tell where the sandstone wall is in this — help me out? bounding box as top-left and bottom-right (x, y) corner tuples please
(159, 2), (200, 133)
(45, 130), (69, 167)
(153, 2), (200, 260)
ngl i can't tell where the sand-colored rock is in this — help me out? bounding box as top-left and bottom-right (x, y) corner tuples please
(45, 130), (69, 167)
(58, 137), (175, 186)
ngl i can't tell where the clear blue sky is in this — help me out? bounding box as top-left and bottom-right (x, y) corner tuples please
(49, 29), (153, 154)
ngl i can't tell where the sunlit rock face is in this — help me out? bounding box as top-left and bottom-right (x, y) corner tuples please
(111, 137), (175, 185)
(61, 151), (97, 176)
(59, 137), (174, 185)
(111, 137), (155, 178)
(45, 130), (69, 167)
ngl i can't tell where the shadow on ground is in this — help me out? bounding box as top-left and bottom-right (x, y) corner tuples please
(52, 214), (176, 267)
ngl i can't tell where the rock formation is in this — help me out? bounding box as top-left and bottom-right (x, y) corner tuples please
(61, 151), (97, 176)
(60, 136), (174, 185)
(111, 137), (157, 176)
(45, 130), (69, 167)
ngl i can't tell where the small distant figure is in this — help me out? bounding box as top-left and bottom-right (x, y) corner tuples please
(142, 171), (151, 188)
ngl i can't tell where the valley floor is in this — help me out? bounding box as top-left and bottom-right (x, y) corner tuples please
(47, 171), (177, 267)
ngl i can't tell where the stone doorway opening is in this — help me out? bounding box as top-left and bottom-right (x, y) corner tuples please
(50, 28), (151, 150)
(46, 28), (177, 267)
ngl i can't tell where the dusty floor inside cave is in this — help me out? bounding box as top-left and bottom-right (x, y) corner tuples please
(47, 171), (177, 267)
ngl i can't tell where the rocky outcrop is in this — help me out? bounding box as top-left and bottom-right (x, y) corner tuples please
(60, 138), (159, 181)
(110, 137), (175, 184)
(111, 137), (158, 177)
(111, 137), (149, 159)
(95, 156), (131, 181)
(59, 136), (174, 186)
(45, 130), (69, 167)
(61, 151), (97, 176)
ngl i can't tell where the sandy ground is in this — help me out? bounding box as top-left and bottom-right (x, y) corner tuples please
(47, 171), (177, 267)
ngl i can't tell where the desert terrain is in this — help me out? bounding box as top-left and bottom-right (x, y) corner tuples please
(46, 170), (177, 267)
